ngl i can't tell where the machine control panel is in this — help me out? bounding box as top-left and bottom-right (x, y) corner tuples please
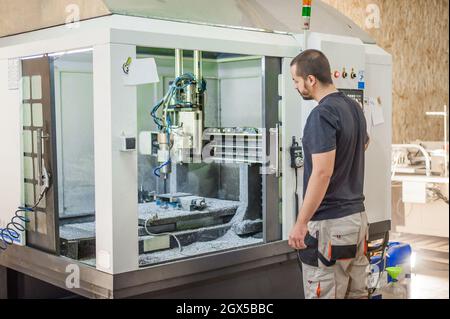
(320, 40), (366, 91)
(290, 137), (304, 169)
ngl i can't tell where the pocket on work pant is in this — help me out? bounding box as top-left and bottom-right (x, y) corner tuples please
(328, 228), (359, 261)
(304, 266), (336, 299)
(297, 232), (319, 267)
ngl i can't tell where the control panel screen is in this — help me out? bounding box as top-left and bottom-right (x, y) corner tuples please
(339, 89), (364, 108)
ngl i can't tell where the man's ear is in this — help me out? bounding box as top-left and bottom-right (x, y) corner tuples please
(307, 75), (316, 86)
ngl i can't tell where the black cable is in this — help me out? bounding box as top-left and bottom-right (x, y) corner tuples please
(290, 137), (304, 274)
(295, 168), (299, 218)
(367, 231), (390, 298)
(294, 167), (303, 273)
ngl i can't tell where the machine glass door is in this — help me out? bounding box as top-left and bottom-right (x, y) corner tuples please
(21, 56), (60, 254)
(135, 48), (282, 267)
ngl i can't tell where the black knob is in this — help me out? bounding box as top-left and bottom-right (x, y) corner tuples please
(342, 68), (348, 79)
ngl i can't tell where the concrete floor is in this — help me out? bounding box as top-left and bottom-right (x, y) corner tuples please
(410, 253), (449, 299)
(391, 232), (449, 299)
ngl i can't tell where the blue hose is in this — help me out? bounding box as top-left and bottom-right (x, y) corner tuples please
(153, 159), (171, 178)
(0, 207), (32, 252)
(150, 73), (202, 179)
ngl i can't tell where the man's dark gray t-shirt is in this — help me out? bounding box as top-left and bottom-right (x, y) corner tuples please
(302, 91), (368, 221)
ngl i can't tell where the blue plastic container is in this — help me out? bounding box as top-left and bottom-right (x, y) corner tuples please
(386, 242), (412, 267)
(386, 242), (412, 282)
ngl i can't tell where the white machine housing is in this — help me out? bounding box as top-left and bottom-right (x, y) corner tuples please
(0, 8), (392, 275)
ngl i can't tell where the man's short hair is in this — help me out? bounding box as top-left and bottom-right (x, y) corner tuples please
(290, 49), (333, 85)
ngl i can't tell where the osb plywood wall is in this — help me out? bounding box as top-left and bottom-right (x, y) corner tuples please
(323, 0), (449, 143)
(1, 0), (447, 143)
(0, 0), (110, 37)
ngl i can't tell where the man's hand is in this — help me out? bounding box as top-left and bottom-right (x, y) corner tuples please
(365, 136), (370, 151)
(288, 222), (308, 250)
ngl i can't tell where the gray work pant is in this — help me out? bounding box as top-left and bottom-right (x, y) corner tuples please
(299, 212), (370, 299)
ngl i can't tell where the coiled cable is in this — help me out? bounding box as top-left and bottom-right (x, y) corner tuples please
(0, 187), (47, 252)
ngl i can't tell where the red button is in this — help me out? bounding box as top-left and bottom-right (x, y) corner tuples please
(334, 71), (341, 78)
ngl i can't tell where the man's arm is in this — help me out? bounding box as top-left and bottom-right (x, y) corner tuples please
(288, 150), (336, 250)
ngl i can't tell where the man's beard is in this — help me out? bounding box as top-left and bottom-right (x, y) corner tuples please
(298, 89), (313, 101)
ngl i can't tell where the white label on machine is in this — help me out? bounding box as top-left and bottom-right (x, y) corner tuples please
(369, 97), (385, 126)
(123, 58), (160, 86)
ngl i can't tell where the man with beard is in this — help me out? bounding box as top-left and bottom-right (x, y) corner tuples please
(288, 49), (370, 299)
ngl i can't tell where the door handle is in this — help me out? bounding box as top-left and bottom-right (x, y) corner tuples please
(269, 124), (280, 177)
(36, 128), (50, 191)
